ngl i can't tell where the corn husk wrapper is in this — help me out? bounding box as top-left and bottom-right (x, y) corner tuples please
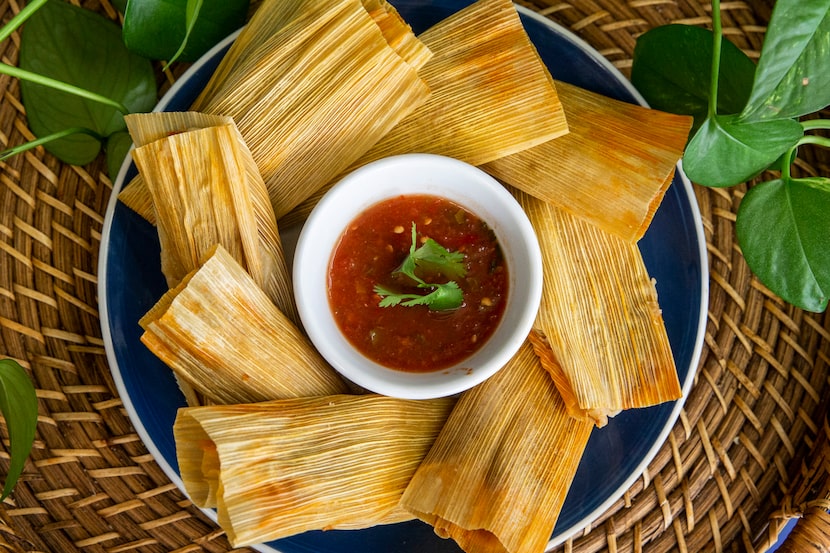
(401, 341), (593, 553)
(281, 0), (568, 227)
(140, 245), (348, 405)
(119, 0), (432, 223)
(118, 112), (229, 223)
(196, 0), (431, 107)
(513, 188), (681, 427)
(174, 394), (455, 546)
(359, 0), (433, 69)
(126, 113), (298, 325)
(483, 81), (692, 243)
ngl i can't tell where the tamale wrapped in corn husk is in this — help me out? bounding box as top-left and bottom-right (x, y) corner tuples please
(119, 0), (431, 223)
(118, 111), (229, 224)
(195, 0), (431, 108)
(281, 0), (569, 227)
(401, 341), (593, 553)
(127, 113), (298, 325)
(174, 395), (455, 546)
(140, 245), (349, 405)
(483, 81), (692, 243)
(362, 0), (566, 165)
(513, 188), (681, 427)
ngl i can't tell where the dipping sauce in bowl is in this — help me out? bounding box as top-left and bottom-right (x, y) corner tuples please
(328, 194), (508, 372)
(294, 153), (542, 399)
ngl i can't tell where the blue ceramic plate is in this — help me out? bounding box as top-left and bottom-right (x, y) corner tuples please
(99, 2), (708, 551)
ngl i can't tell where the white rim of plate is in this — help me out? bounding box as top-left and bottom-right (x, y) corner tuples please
(97, 6), (710, 552)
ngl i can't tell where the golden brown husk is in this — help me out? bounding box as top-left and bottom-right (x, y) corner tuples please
(140, 245), (348, 405)
(513, 189), (681, 427)
(190, 0), (432, 219)
(483, 81), (691, 243)
(174, 395), (455, 546)
(281, 0), (568, 227)
(118, 112), (231, 225)
(401, 341), (594, 553)
(126, 113), (298, 324)
(119, 0), (432, 222)
(359, 0), (433, 69)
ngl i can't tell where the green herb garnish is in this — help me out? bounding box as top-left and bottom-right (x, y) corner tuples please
(374, 223), (466, 311)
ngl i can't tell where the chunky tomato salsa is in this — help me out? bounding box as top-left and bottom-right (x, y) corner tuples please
(328, 194), (508, 373)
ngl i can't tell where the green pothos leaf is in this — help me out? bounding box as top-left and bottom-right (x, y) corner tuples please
(165, 0), (205, 68)
(682, 114), (802, 187)
(18, 0), (156, 165)
(0, 359), (38, 500)
(630, 24), (756, 135)
(736, 176), (830, 312)
(105, 131), (134, 183)
(739, 0), (830, 121)
(123, 0), (249, 63)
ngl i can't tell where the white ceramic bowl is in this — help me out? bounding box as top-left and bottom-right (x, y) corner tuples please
(293, 153), (542, 399)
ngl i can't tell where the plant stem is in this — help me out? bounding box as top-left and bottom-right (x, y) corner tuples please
(798, 135), (830, 149)
(801, 119), (830, 132)
(0, 62), (130, 115)
(0, 127), (103, 161)
(0, 0), (49, 44)
(779, 134), (830, 180)
(708, 0), (723, 118)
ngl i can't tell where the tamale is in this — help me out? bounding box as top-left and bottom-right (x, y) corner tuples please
(483, 81), (692, 243)
(118, 111), (230, 225)
(513, 188), (681, 427)
(140, 245), (349, 405)
(127, 113), (298, 325)
(401, 341), (593, 553)
(119, 0), (431, 223)
(174, 395), (455, 546)
(191, 0), (432, 219)
(195, 0), (430, 107)
(362, 0), (566, 163)
(281, 0), (569, 227)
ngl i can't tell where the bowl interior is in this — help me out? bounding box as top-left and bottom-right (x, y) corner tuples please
(293, 154), (542, 399)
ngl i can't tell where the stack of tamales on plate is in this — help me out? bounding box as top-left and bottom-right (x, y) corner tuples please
(119, 0), (693, 550)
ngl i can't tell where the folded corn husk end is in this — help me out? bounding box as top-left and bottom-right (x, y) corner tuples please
(174, 395), (455, 547)
(118, 112), (236, 225)
(483, 80), (692, 244)
(140, 245), (348, 405)
(513, 187), (681, 428)
(401, 341), (594, 553)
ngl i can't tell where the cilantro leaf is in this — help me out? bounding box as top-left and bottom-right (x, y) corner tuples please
(417, 280), (463, 310)
(375, 223), (466, 311)
(374, 281), (463, 310)
(410, 238), (466, 280)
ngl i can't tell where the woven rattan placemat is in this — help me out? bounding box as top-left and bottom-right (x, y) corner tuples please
(1, 0), (828, 551)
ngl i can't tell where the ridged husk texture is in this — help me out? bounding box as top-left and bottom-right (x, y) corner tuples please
(174, 395), (455, 546)
(126, 113), (298, 324)
(514, 188), (681, 427)
(401, 341), (594, 553)
(483, 80), (692, 243)
(140, 245), (348, 405)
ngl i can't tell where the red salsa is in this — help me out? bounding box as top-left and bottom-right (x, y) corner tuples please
(327, 194), (508, 372)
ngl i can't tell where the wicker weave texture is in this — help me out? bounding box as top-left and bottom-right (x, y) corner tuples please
(1, 0), (829, 552)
